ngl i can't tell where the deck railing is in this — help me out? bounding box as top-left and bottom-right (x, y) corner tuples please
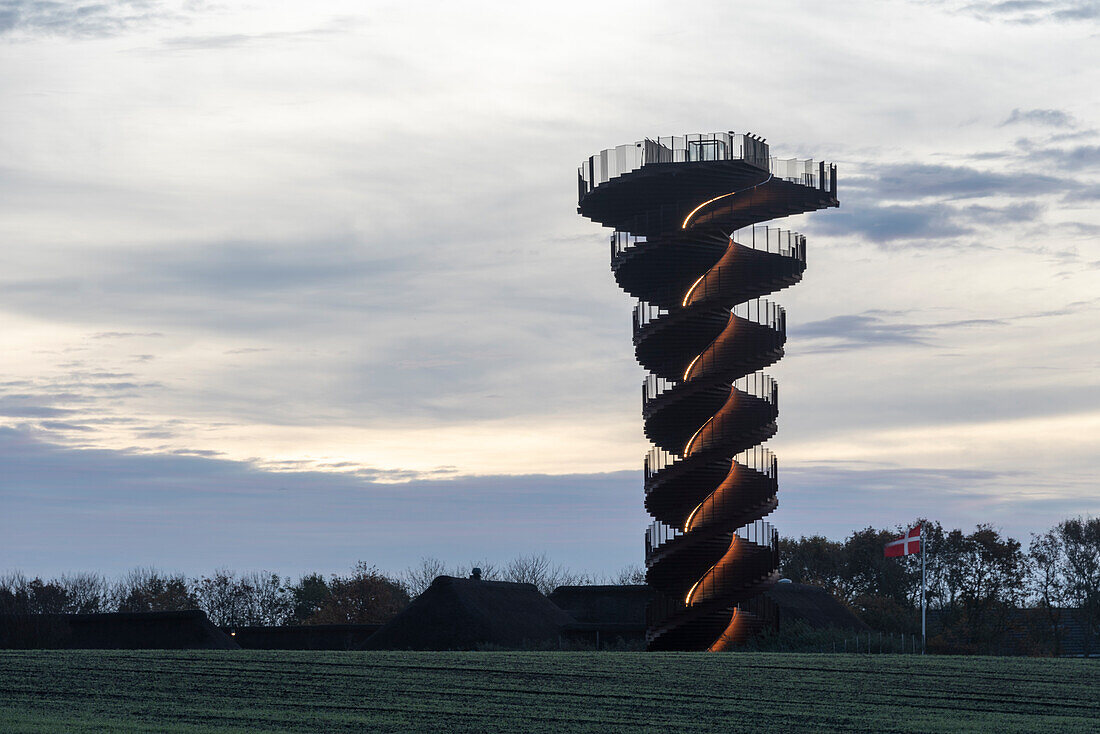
(644, 444), (777, 485)
(580, 132), (835, 199)
(642, 369), (776, 412)
(581, 132), (770, 196)
(645, 518), (778, 564)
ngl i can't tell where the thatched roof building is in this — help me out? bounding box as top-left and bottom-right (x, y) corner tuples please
(361, 576), (573, 650)
(767, 581), (868, 631)
(1, 610), (239, 649)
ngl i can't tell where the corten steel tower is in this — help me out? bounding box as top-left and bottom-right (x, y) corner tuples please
(577, 132), (838, 651)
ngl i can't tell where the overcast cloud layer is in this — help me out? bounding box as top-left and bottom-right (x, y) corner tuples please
(2, 0), (1098, 578)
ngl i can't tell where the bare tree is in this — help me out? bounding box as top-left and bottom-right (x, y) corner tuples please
(402, 558), (500, 597)
(193, 569), (252, 627)
(402, 557), (448, 598)
(240, 571), (292, 626)
(59, 573), (108, 614)
(501, 553), (588, 595)
(613, 565), (647, 585)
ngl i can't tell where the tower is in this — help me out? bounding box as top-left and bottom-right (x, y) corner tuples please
(577, 132), (838, 650)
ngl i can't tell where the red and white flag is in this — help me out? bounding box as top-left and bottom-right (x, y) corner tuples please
(884, 524), (922, 557)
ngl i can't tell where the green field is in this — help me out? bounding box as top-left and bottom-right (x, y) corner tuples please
(0, 651), (1096, 733)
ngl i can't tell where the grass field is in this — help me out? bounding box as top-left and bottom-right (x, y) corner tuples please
(1, 650), (1096, 733)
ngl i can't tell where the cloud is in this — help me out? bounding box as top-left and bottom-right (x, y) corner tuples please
(0, 426), (649, 578)
(950, 0), (1100, 22)
(866, 163), (1075, 200)
(155, 18), (356, 51)
(38, 420), (96, 432)
(792, 311), (1008, 352)
(0, 403), (76, 418)
(1026, 144), (1100, 172)
(775, 460), (1091, 541)
(813, 201), (974, 242)
(91, 332), (164, 340)
(0, 0), (176, 38)
(2, 426), (1091, 579)
(1001, 108), (1075, 128)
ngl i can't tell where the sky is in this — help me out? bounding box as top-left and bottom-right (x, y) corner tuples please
(1, 0), (1098, 580)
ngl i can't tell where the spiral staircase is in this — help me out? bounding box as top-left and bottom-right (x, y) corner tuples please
(577, 132), (839, 651)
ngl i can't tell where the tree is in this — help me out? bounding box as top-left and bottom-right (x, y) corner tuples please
(59, 573), (107, 614)
(613, 565), (646, 585)
(307, 563), (409, 625)
(1058, 517), (1100, 657)
(289, 574), (330, 623)
(194, 569), (253, 627)
(501, 553), (591, 595)
(778, 535), (845, 597)
(402, 558), (448, 598)
(113, 568), (198, 612)
(843, 527), (919, 605)
(0, 572), (71, 614)
(931, 525), (1024, 653)
(241, 571), (292, 626)
(1028, 528), (1069, 655)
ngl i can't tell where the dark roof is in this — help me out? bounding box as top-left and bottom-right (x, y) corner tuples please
(549, 585), (651, 626)
(766, 582), (868, 632)
(360, 576), (574, 650)
(1, 610), (239, 649)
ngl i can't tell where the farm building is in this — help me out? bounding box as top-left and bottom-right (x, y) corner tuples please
(360, 575), (573, 650)
(550, 585), (649, 646)
(0, 610), (238, 649)
(767, 581), (868, 632)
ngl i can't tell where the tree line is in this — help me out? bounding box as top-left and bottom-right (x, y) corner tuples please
(780, 516), (1099, 655)
(4, 518), (1095, 655)
(0, 554), (646, 628)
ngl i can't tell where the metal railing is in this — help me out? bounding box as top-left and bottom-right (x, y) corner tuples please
(642, 374), (678, 408)
(736, 519), (777, 549)
(580, 132), (770, 195)
(644, 446), (680, 482)
(611, 230), (647, 261)
(732, 298), (786, 333)
(580, 133), (835, 199)
(733, 372), (778, 409)
(645, 518), (778, 570)
(644, 443), (776, 485)
(729, 225), (807, 264)
(632, 300), (667, 333)
(646, 520), (682, 555)
(635, 297), (785, 346)
(642, 369), (776, 413)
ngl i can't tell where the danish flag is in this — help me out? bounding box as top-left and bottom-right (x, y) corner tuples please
(884, 524), (922, 557)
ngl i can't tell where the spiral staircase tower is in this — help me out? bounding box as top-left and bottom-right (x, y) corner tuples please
(577, 132), (838, 651)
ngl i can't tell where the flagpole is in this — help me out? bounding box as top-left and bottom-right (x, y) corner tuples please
(921, 523), (926, 656)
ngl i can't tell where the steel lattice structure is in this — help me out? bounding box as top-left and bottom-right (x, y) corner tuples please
(577, 132), (838, 651)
